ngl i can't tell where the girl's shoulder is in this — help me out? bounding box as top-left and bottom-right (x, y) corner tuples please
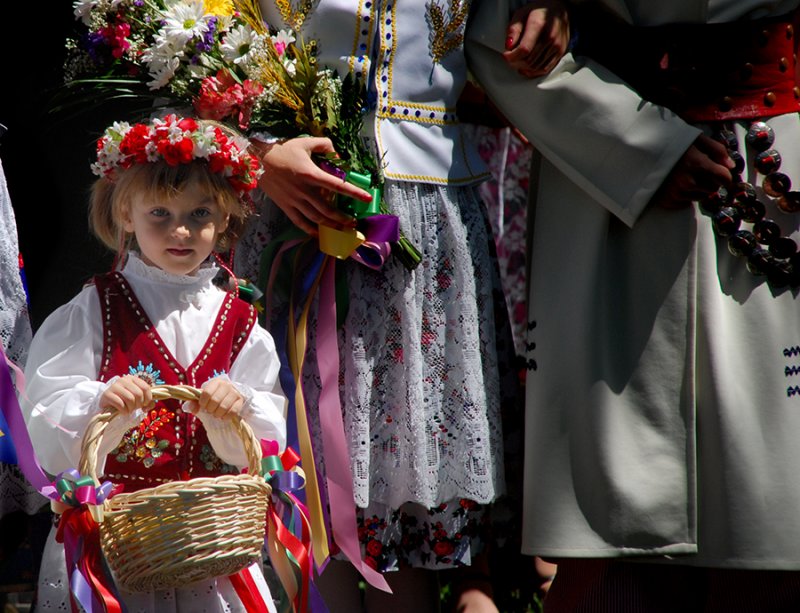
(30, 281), (103, 352)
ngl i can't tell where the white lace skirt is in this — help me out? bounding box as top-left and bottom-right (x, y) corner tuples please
(235, 180), (510, 569)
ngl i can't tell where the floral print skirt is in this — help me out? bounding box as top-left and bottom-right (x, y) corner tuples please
(354, 498), (490, 572)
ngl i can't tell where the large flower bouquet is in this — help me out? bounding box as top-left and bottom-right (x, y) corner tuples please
(61, 0), (421, 269)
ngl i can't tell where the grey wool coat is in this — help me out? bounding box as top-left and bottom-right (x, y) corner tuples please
(467, 0), (800, 569)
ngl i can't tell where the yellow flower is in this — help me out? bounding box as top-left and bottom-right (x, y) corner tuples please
(204, 0), (234, 17)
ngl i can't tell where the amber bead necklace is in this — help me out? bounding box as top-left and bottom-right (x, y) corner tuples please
(700, 121), (800, 289)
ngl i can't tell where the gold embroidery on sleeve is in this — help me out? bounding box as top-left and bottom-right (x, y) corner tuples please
(426, 0), (469, 66)
(274, 0), (320, 30)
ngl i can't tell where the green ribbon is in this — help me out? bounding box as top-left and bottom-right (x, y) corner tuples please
(337, 171), (382, 218)
(56, 475), (95, 504)
(261, 454), (284, 475)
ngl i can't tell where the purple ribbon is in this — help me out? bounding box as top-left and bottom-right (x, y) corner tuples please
(0, 346), (57, 499)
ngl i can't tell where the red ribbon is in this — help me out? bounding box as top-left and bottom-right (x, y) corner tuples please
(56, 507), (124, 613)
(229, 565), (272, 613)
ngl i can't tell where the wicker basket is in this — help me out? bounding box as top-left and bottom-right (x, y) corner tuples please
(78, 384), (271, 593)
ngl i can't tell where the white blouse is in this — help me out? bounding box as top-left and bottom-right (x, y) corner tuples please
(22, 252), (287, 477)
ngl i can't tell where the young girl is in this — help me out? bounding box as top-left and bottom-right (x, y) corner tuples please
(22, 114), (287, 613)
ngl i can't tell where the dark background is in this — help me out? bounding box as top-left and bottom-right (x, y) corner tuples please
(1, 3), (132, 331)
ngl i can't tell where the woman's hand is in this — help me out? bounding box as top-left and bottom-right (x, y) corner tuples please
(504, 0), (571, 78)
(653, 134), (735, 209)
(184, 377), (245, 421)
(254, 137), (373, 235)
(99, 375), (154, 415)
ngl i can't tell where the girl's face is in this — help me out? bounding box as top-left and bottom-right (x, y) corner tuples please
(122, 180), (230, 276)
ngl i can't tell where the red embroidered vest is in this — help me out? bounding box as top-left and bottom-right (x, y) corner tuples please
(93, 271), (256, 492)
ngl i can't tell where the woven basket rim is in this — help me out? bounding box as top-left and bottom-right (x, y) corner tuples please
(78, 383), (264, 483)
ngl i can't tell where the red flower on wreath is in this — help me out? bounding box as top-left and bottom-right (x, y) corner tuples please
(118, 123), (152, 166)
(161, 135), (194, 165)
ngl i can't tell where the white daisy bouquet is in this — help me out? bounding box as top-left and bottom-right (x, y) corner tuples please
(60, 0), (421, 269)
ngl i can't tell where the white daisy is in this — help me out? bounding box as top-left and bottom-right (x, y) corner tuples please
(282, 57), (297, 77)
(221, 23), (263, 66)
(193, 125), (221, 158)
(160, 0), (210, 48)
(143, 37), (185, 89)
(146, 56), (182, 90)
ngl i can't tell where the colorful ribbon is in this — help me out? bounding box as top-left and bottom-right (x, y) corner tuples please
(54, 471), (123, 613)
(229, 563), (275, 613)
(53, 468), (113, 517)
(259, 207), (395, 594)
(315, 165), (399, 261)
(3, 347), (129, 612)
(260, 439), (319, 612)
(313, 257), (390, 592)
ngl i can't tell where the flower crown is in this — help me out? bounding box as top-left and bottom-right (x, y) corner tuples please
(91, 114), (263, 196)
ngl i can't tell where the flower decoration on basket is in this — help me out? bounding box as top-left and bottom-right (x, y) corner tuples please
(63, 0), (421, 270)
(91, 113), (263, 197)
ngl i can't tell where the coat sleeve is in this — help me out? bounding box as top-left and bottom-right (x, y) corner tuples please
(464, 0), (703, 227)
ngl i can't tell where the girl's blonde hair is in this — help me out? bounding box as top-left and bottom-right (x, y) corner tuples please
(89, 152), (252, 257)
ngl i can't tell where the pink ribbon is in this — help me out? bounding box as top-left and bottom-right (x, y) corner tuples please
(316, 259), (390, 592)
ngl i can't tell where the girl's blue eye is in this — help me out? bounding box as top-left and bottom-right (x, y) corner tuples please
(193, 208), (212, 218)
(150, 208), (169, 217)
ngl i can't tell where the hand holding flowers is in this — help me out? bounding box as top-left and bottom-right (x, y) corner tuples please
(62, 0), (421, 268)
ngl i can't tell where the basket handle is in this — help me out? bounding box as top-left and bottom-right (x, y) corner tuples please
(78, 384), (263, 484)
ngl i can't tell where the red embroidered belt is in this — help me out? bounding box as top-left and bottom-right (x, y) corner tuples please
(573, 9), (800, 122)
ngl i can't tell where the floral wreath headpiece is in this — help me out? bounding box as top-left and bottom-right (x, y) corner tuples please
(91, 114), (263, 197)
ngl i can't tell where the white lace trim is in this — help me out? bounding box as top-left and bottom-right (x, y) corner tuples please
(0, 158), (32, 368)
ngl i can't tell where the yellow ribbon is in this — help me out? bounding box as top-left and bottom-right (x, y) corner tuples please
(287, 249), (331, 568)
(318, 224), (366, 259)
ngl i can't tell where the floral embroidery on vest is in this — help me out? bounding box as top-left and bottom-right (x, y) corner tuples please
(112, 405), (176, 468)
(128, 361), (165, 386)
(425, 0), (469, 66)
(275, 0), (320, 30)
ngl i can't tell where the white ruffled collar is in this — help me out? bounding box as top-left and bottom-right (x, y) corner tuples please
(122, 252), (221, 307)
(123, 251), (218, 285)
